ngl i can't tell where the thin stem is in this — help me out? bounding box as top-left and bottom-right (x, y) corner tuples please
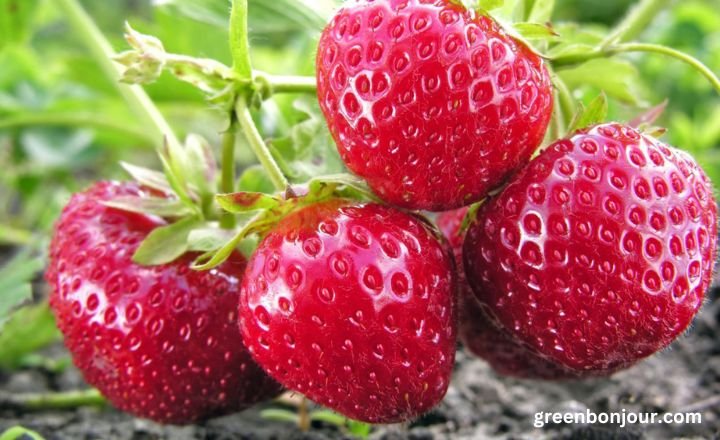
(613, 43), (720, 93)
(552, 43), (720, 95)
(0, 389), (106, 411)
(220, 121), (238, 229)
(55, 0), (182, 152)
(0, 114), (154, 147)
(548, 94), (562, 143)
(600, 0), (672, 47)
(264, 75), (317, 94)
(230, 0), (253, 79)
(553, 75), (575, 129)
(236, 100), (290, 192)
(298, 396), (310, 432)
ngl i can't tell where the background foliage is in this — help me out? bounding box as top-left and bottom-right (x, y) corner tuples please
(0, 0), (717, 385)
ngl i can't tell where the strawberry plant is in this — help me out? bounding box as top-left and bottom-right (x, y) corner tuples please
(1, 0), (720, 438)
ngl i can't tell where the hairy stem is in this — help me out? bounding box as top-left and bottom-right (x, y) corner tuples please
(0, 389), (106, 411)
(55, 0), (182, 152)
(236, 100), (290, 192)
(600, 0), (672, 47)
(264, 75), (317, 94)
(230, 0), (253, 79)
(220, 121), (238, 229)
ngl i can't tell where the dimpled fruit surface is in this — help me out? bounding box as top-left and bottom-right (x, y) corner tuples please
(437, 209), (579, 379)
(464, 123), (718, 375)
(239, 200), (456, 423)
(316, 0), (553, 211)
(46, 182), (282, 424)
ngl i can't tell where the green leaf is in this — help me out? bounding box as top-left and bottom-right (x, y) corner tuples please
(477, 0), (504, 11)
(132, 216), (202, 266)
(0, 426), (45, 440)
(307, 410), (372, 438)
(0, 303), (60, 370)
(512, 22), (559, 41)
(216, 192), (283, 213)
(545, 43), (597, 60)
(307, 174), (379, 203)
(158, 0), (333, 37)
(191, 213), (267, 270)
(630, 99), (669, 128)
(260, 408), (300, 424)
(347, 420), (373, 438)
(0, 282), (32, 331)
(20, 128), (95, 169)
(568, 92), (608, 133)
(237, 165), (275, 193)
(158, 151), (198, 213)
(120, 162), (173, 194)
(187, 227), (237, 252)
(184, 134), (217, 196)
(557, 58), (645, 105)
(268, 99), (345, 183)
(102, 196), (194, 218)
(525, 0), (555, 23)
(309, 410), (346, 427)
(0, 0), (41, 48)
(0, 251), (44, 331)
(460, 203), (481, 235)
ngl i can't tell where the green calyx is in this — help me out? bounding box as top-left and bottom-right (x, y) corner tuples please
(191, 174), (378, 271)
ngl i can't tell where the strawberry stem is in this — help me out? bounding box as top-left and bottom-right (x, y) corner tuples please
(263, 75), (317, 95)
(0, 389), (106, 411)
(553, 75), (576, 132)
(298, 396), (310, 432)
(55, 0), (182, 154)
(220, 120), (239, 229)
(552, 43), (720, 95)
(610, 43), (720, 94)
(236, 100), (291, 192)
(230, 0), (253, 80)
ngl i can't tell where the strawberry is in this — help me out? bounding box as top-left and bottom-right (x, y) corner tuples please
(46, 181), (282, 424)
(463, 123), (718, 375)
(239, 200), (456, 423)
(438, 209), (577, 379)
(316, 0), (553, 211)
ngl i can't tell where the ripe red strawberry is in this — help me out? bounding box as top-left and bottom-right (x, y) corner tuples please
(317, 0), (553, 211)
(46, 181), (282, 424)
(463, 123), (718, 375)
(239, 200), (456, 423)
(438, 209), (578, 379)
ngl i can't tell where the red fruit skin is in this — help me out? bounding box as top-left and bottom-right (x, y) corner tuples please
(46, 182), (282, 424)
(317, 0), (553, 211)
(239, 200), (456, 423)
(463, 123), (718, 374)
(438, 209), (578, 379)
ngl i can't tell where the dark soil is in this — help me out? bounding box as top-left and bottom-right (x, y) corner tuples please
(1, 284), (719, 440)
